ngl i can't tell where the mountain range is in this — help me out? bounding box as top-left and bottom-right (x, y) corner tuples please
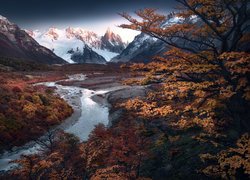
(26, 27), (127, 64)
(0, 14), (189, 65)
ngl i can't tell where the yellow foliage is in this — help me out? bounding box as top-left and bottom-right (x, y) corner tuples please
(200, 133), (250, 179)
(22, 103), (37, 119)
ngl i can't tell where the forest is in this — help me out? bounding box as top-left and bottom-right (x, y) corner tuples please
(0, 71), (73, 151)
(0, 0), (249, 179)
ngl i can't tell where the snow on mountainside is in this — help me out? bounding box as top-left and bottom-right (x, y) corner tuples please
(0, 15), (66, 64)
(112, 14), (220, 64)
(27, 27), (127, 63)
(26, 28), (85, 63)
(111, 33), (158, 63)
(111, 14), (185, 63)
(70, 44), (106, 64)
(0, 15), (12, 24)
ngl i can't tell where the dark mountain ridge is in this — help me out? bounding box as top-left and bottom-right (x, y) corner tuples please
(0, 15), (66, 64)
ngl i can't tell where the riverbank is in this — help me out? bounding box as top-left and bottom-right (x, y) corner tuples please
(89, 84), (149, 126)
(0, 79), (84, 171)
(62, 73), (149, 126)
(0, 68), (142, 171)
(0, 72), (122, 171)
(0, 72), (73, 152)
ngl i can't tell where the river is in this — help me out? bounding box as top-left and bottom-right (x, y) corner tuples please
(0, 74), (114, 171)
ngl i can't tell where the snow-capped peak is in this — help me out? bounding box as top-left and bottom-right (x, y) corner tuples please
(104, 27), (121, 40)
(0, 15), (10, 22)
(27, 26), (127, 63)
(0, 15), (13, 25)
(65, 27), (101, 47)
(105, 27), (112, 35)
(0, 15), (8, 21)
(46, 27), (67, 40)
(25, 29), (41, 37)
(102, 28), (126, 48)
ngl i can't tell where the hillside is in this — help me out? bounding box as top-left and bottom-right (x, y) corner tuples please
(0, 15), (66, 64)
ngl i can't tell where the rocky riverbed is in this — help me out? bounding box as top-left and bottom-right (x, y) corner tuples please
(0, 72), (147, 171)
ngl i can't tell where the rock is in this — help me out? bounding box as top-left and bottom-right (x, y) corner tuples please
(107, 86), (148, 103)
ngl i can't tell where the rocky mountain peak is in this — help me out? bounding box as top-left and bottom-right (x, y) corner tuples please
(0, 15), (66, 64)
(101, 28), (126, 53)
(46, 27), (60, 40)
(0, 15), (18, 34)
(103, 28), (122, 42)
(0, 15), (12, 25)
(65, 27), (75, 38)
(105, 27), (113, 37)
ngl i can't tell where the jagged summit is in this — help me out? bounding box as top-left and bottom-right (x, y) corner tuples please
(46, 27), (61, 40)
(28, 27), (127, 63)
(105, 27), (113, 37)
(101, 28), (126, 54)
(0, 15), (7, 21)
(0, 15), (12, 24)
(103, 27), (122, 41)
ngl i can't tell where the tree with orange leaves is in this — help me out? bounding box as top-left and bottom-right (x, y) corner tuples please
(117, 1), (250, 178)
(119, 0), (250, 132)
(120, 0), (249, 54)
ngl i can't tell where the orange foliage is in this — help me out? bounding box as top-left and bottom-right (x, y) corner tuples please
(200, 133), (250, 179)
(0, 73), (73, 150)
(11, 132), (84, 179)
(2, 0), (250, 179)
(117, 0), (249, 178)
(119, 0), (250, 131)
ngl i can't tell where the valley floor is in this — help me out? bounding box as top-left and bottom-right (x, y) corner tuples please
(0, 63), (249, 179)
(0, 63), (135, 169)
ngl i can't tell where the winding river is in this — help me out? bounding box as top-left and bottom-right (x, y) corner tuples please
(0, 74), (114, 171)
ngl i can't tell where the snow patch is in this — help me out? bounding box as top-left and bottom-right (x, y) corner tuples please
(93, 48), (118, 61)
(0, 15), (8, 21)
(32, 31), (85, 63)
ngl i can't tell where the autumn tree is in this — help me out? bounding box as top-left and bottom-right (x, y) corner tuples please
(11, 132), (84, 179)
(117, 1), (250, 178)
(81, 124), (113, 179)
(120, 0), (249, 54)
(107, 121), (150, 179)
(119, 0), (250, 131)
(0, 79), (73, 150)
(81, 123), (150, 179)
(200, 133), (250, 179)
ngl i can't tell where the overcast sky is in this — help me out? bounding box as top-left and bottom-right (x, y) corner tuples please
(0, 0), (178, 42)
